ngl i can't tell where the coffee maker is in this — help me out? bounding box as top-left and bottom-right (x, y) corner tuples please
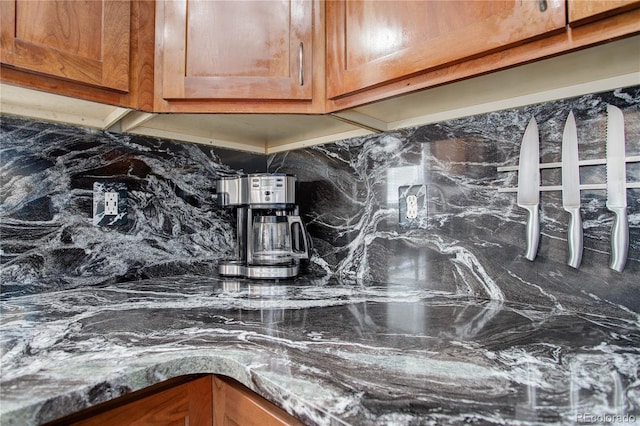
(215, 173), (310, 279)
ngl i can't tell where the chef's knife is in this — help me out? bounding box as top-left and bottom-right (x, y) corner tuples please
(517, 117), (541, 261)
(606, 104), (628, 272)
(561, 111), (583, 269)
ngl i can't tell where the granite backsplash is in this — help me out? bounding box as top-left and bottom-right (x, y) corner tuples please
(0, 115), (262, 296)
(1, 86), (639, 318)
(267, 86), (640, 318)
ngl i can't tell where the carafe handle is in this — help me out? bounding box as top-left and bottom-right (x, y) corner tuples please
(287, 215), (310, 259)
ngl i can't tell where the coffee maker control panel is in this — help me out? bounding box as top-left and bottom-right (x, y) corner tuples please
(249, 174), (296, 206)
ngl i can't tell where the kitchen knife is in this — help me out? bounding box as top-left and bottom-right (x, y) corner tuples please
(561, 111), (583, 269)
(606, 104), (628, 272)
(517, 117), (541, 261)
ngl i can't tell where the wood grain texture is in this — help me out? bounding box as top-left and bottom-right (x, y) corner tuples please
(569, 0), (640, 24)
(159, 0), (312, 100)
(0, 0), (155, 111)
(154, 0), (326, 113)
(186, 1), (290, 78)
(71, 375), (213, 426)
(213, 376), (303, 426)
(46, 374), (300, 426)
(1, 0), (130, 92)
(326, 0), (566, 99)
(15, 0), (103, 60)
(2, 0), (637, 117)
(325, 7), (640, 111)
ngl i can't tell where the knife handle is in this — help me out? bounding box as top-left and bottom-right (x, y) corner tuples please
(565, 207), (583, 269)
(609, 206), (628, 272)
(523, 204), (540, 261)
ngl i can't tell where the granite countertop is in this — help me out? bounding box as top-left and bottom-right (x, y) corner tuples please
(1, 275), (639, 425)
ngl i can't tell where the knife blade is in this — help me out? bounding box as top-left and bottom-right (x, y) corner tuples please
(517, 117), (541, 261)
(562, 111), (583, 269)
(606, 104), (628, 272)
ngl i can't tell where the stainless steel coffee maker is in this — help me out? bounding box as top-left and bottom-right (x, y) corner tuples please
(215, 173), (310, 279)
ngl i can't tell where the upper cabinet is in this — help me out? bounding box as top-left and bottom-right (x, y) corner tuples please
(568, 0), (640, 24)
(326, 0), (566, 100)
(155, 0), (325, 113)
(0, 0), (130, 91)
(1, 0), (638, 148)
(0, 0), (155, 110)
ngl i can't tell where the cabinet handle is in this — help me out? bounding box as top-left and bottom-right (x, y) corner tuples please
(298, 42), (304, 86)
(538, 0), (547, 12)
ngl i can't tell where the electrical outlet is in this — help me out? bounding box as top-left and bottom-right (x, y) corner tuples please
(93, 182), (128, 227)
(399, 184), (427, 229)
(104, 192), (119, 215)
(406, 195), (418, 219)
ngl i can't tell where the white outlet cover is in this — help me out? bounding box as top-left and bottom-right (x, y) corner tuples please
(398, 184), (428, 229)
(93, 182), (128, 226)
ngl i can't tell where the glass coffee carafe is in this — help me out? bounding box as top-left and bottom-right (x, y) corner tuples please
(252, 214), (308, 265)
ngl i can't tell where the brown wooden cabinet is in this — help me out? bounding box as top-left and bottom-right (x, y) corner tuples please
(325, 0), (640, 112)
(326, 0), (566, 100)
(155, 0), (325, 113)
(0, 0), (130, 91)
(0, 0), (155, 110)
(44, 374), (303, 426)
(1, 0), (639, 130)
(568, 0), (640, 25)
(45, 375), (214, 426)
(159, 0), (311, 100)
(213, 376), (303, 426)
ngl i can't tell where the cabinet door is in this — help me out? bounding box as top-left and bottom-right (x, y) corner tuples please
(568, 0), (640, 24)
(71, 376), (213, 426)
(160, 0), (312, 100)
(327, 0), (566, 99)
(0, 0), (130, 92)
(213, 376), (303, 426)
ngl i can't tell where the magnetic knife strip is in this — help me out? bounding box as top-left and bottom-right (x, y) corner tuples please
(497, 157), (640, 191)
(497, 106), (638, 272)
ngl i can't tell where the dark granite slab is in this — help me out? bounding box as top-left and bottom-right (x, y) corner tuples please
(1, 276), (638, 425)
(2, 87), (639, 320)
(269, 86), (640, 318)
(0, 115), (262, 296)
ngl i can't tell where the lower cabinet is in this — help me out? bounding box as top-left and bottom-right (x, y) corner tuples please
(68, 375), (213, 426)
(46, 374), (302, 426)
(212, 376), (303, 426)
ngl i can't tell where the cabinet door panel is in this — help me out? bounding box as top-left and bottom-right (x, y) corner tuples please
(161, 0), (312, 100)
(213, 376), (302, 426)
(0, 0), (130, 92)
(72, 376), (213, 426)
(327, 0), (566, 99)
(568, 0), (640, 24)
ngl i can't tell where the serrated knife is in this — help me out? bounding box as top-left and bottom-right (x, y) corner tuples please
(517, 117), (540, 261)
(562, 111), (583, 269)
(606, 104), (628, 272)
